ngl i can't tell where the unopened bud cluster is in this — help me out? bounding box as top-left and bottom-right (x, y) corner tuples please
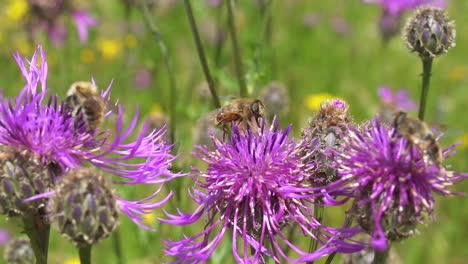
(29, 0), (68, 21)
(301, 99), (351, 185)
(404, 6), (455, 59)
(48, 168), (119, 247)
(353, 198), (420, 244)
(259, 81), (290, 117)
(4, 237), (35, 264)
(0, 149), (54, 217)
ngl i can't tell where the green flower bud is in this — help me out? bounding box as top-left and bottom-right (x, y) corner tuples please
(4, 237), (35, 264)
(49, 168), (119, 247)
(404, 6), (456, 59)
(0, 149), (55, 217)
(301, 99), (351, 185)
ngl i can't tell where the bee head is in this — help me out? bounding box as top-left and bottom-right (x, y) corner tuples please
(392, 111), (407, 128)
(251, 100), (265, 118)
(68, 81), (99, 98)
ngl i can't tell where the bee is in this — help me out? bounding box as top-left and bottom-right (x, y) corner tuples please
(65, 81), (105, 131)
(392, 111), (443, 167)
(214, 98), (266, 136)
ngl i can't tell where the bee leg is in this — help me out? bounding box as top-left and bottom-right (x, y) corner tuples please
(222, 125), (229, 141)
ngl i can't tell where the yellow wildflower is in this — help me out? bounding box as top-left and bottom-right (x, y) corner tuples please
(125, 34), (137, 48)
(460, 133), (468, 149)
(6, 0), (28, 22)
(80, 48), (96, 64)
(449, 66), (468, 82)
(151, 104), (163, 114)
(16, 39), (32, 55)
(97, 39), (122, 61)
(63, 257), (80, 264)
(142, 212), (156, 226)
(305, 93), (339, 111)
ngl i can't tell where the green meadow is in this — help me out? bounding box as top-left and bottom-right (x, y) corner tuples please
(0, 1), (467, 263)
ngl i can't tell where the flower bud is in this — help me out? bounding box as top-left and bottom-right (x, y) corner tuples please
(4, 237), (35, 264)
(259, 81), (289, 117)
(404, 6), (455, 59)
(29, 0), (67, 21)
(0, 149), (55, 217)
(379, 11), (403, 44)
(48, 168), (119, 247)
(301, 99), (351, 185)
(352, 198), (420, 244)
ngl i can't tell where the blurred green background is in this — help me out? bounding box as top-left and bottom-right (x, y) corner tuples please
(0, 0), (467, 263)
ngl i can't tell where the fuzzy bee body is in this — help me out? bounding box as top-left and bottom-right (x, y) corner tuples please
(214, 98), (265, 136)
(392, 111), (443, 167)
(65, 81), (105, 131)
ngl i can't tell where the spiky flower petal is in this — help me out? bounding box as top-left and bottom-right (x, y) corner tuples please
(163, 120), (362, 263)
(2, 45), (180, 228)
(301, 99), (351, 185)
(326, 117), (467, 250)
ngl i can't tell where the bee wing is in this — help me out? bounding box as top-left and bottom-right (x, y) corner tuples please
(197, 109), (220, 125)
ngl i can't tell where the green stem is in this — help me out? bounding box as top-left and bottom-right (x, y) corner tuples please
(141, 0), (177, 144)
(372, 247), (390, 264)
(183, 0), (221, 109)
(112, 229), (125, 264)
(23, 216), (50, 264)
(79, 245), (92, 264)
(418, 58), (433, 121)
(214, 2), (227, 68)
(226, 0), (247, 97)
(306, 204), (324, 264)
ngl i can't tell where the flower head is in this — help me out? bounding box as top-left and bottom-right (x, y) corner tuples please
(326, 116), (467, 250)
(1, 45), (180, 229)
(71, 10), (98, 43)
(363, 0), (446, 16)
(404, 5), (455, 59)
(377, 86), (416, 123)
(301, 99), (351, 185)
(363, 0), (446, 42)
(3, 237), (35, 263)
(27, 0), (97, 45)
(48, 167), (120, 247)
(163, 120), (362, 263)
(259, 81), (290, 117)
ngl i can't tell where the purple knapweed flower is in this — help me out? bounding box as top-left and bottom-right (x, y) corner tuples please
(378, 86), (416, 110)
(71, 10), (98, 43)
(0, 229), (11, 245)
(325, 116), (467, 250)
(162, 120), (363, 263)
(362, 0), (446, 16)
(28, 0), (97, 45)
(378, 86), (416, 123)
(362, 0), (447, 42)
(134, 67), (154, 90)
(0, 45), (179, 228)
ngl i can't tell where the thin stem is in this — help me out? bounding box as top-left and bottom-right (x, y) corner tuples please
(226, 0), (247, 97)
(324, 252), (337, 264)
(214, 2), (227, 67)
(418, 58), (433, 121)
(112, 229), (125, 264)
(23, 216), (50, 264)
(141, 0), (177, 144)
(306, 204), (324, 264)
(253, 0), (274, 89)
(79, 245), (92, 264)
(372, 247), (390, 264)
(183, 0), (221, 109)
